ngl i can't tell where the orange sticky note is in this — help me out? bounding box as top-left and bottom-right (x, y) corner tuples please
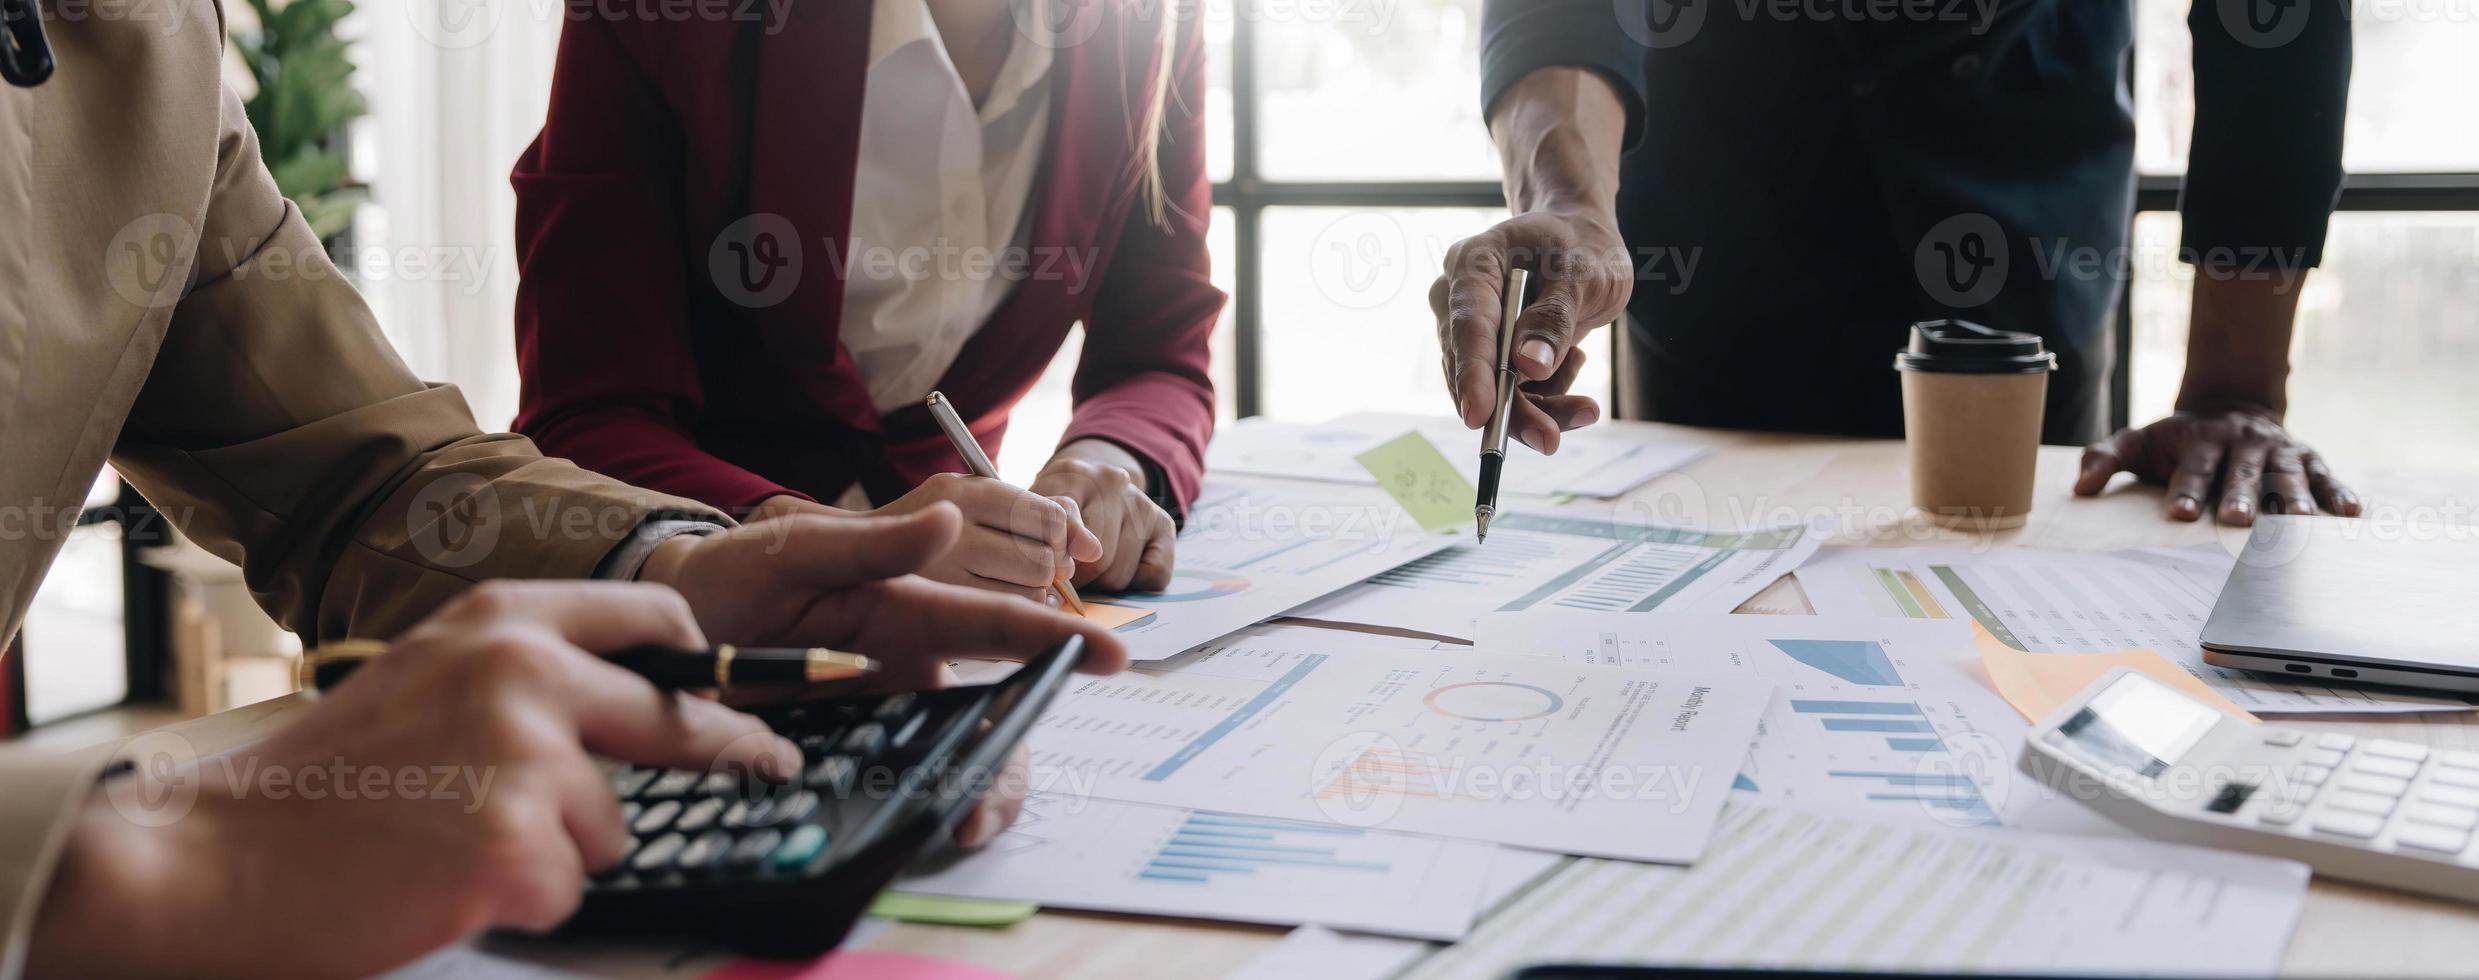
(1972, 623), (2259, 723)
(1079, 602), (1157, 632)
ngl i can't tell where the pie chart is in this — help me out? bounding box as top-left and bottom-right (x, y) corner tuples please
(1424, 681), (1566, 722)
(1103, 569), (1251, 604)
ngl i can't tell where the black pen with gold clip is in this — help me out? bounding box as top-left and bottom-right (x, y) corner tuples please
(301, 639), (880, 695)
(1474, 268), (1530, 543)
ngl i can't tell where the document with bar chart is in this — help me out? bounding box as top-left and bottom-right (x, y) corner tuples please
(1089, 482), (1455, 660)
(1473, 614), (2034, 828)
(1401, 804), (2309, 980)
(1291, 511), (1821, 639)
(1794, 547), (2475, 714)
(897, 795), (1498, 940)
(1023, 635), (1766, 862)
(1205, 413), (1708, 498)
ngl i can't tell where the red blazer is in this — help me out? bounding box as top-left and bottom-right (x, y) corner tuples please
(511, 1), (1219, 515)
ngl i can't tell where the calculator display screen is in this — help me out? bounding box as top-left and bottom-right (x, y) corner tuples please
(2054, 674), (2224, 779)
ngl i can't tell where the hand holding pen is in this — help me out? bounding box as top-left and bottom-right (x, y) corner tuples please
(1474, 268), (1530, 543)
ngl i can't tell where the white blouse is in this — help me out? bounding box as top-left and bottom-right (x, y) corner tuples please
(838, 0), (1056, 415)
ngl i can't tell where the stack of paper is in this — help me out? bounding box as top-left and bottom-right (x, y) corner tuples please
(1205, 413), (1707, 499)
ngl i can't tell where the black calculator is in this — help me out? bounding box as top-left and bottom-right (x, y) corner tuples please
(561, 636), (1086, 957)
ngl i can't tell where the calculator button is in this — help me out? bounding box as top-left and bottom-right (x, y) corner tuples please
(619, 801), (644, 826)
(2406, 803), (2479, 830)
(632, 799), (682, 835)
(2395, 824), (2473, 855)
(631, 833), (687, 872)
(2316, 733), (2357, 751)
(887, 712), (929, 750)
(839, 723), (887, 757)
(773, 825), (831, 870)
(797, 731), (843, 755)
(676, 831), (735, 873)
(2262, 729), (2305, 748)
(874, 694), (917, 721)
(641, 769), (700, 800)
(2258, 803), (2305, 826)
(2422, 785), (2479, 809)
(2430, 767), (2479, 791)
(806, 756), (857, 794)
(2437, 750), (2479, 772)
(2352, 756), (2422, 780)
(697, 771), (742, 798)
(726, 829), (784, 869)
(2311, 811), (2386, 838)
(675, 797), (727, 834)
(2366, 740), (2430, 763)
(722, 797), (771, 830)
(2295, 765), (2332, 787)
(2305, 748), (2347, 769)
(2323, 790), (2397, 816)
(759, 791), (820, 828)
(2339, 773), (2412, 799)
(612, 768), (659, 798)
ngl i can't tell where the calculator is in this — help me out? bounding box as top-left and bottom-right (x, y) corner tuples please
(2021, 667), (2479, 904)
(561, 636), (1086, 956)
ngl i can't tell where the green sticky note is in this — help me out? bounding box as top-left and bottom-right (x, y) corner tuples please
(1354, 430), (1478, 534)
(869, 892), (1040, 927)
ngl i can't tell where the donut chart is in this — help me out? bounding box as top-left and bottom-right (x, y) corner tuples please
(1424, 681), (1565, 722)
(1104, 569), (1251, 604)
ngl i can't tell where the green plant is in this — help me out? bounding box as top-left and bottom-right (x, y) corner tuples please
(233, 0), (368, 241)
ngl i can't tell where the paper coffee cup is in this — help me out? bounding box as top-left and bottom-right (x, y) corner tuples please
(1895, 319), (2057, 530)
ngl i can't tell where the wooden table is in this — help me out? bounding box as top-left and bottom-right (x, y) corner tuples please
(856, 424), (2479, 979)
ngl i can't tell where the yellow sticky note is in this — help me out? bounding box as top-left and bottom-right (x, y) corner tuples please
(868, 892), (1040, 927)
(1079, 602), (1157, 631)
(1353, 430), (1476, 534)
(1972, 623), (2259, 723)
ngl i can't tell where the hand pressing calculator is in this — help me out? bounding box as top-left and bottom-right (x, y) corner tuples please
(2022, 667), (2479, 903)
(560, 636), (1086, 957)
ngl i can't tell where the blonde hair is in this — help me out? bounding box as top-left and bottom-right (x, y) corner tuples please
(1135, 0), (1181, 228)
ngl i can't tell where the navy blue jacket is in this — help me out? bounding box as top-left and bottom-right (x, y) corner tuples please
(1482, 0), (2350, 442)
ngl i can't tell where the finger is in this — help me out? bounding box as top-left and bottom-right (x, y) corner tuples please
(491, 808), (589, 933)
(834, 576), (1131, 675)
(549, 752), (631, 873)
(2163, 440), (2227, 522)
(1517, 337), (1589, 399)
(2075, 428), (2147, 497)
(1051, 495), (1104, 565)
(940, 476), (1079, 554)
(1507, 394), (1568, 455)
(1510, 271), (1581, 383)
(956, 744), (1033, 848)
(1130, 513), (1176, 593)
(738, 505), (963, 591)
(1096, 510), (1149, 591)
(1523, 393), (1601, 433)
(968, 570), (1058, 606)
(1077, 501), (1127, 590)
(439, 580), (709, 654)
(2301, 451), (2362, 516)
(2217, 440), (2273, 526)
(2262, 447), (2315, 516)
(953, 525), (1061, 589)
(559, 657), (803, 779)
(1440, 238), (1510, 427)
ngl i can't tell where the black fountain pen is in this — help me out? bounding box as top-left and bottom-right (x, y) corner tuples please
(1475, 268), (1530, 543)
(303, 640), (879, 695)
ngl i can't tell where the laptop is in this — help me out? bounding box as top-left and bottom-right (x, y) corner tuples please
(2202, 515), (2479, 695)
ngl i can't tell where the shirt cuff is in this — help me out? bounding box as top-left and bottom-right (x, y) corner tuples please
(593, 516), (728, 581)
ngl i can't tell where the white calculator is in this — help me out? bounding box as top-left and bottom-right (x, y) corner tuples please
(2021, 667), (2479, 903)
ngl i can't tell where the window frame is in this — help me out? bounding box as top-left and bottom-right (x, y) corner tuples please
(1213, 13), (2479, 428)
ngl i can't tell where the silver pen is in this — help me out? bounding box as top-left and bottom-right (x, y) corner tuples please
(924, 391), (1087, 613)
(1474, 268), (1529, 544)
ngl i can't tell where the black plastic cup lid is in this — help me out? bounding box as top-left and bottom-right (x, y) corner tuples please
(1893, 319), (2057, 374)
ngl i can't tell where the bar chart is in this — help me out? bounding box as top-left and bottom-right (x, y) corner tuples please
(1139, 812), (1390, 884)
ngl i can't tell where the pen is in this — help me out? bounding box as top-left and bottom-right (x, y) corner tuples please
(1474, 267), (1529, 544)
(302, 639), (879, 695)
(924, 391), (1089, 613)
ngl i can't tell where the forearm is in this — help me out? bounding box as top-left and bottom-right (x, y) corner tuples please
(1491, 67), (1628, 216)
(2175, 271), (2305, 418)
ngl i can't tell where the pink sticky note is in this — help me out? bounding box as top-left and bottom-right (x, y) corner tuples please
(707, 951), (1014, 980)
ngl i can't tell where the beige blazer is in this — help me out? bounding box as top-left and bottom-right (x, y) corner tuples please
(0, 3), (721, 972)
